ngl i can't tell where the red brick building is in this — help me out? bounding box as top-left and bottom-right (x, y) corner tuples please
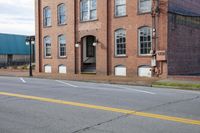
(35, 0), (200, 78)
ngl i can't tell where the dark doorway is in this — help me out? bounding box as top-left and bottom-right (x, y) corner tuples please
(7, 54), (13, 65)
(82, 36), (96, 74)
(86, 36), (95, 57)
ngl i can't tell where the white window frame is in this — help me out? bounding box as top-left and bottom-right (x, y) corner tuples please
(43, 6), (51, 27)
(80, 0), (97, 21)
(138, 0), (152, 13)
(115, 29), (126, 56)
(138, 27), (152, 56)
(58, 35), (66, 57)
(58, 3), (66, 25)
(115, 0), (126, 17)
(44, 36), (51, 58)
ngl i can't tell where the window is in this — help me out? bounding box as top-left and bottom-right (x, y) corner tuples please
(139, 0), (152, 13)
(44, 36), (51, 57)
(44, 7), (51, 26)
(138, 65), (152, 77)
(58, 65), (67, 74)
(81, 0), (97, 21)
(115, 65), (126, 76)
(58, 4), (66, 25)
(138, 27), (152, 55)
(44, 64), (52, 73)
(115, 0), (126, 17)
(115, 29), (126, 56)
(58, 35), (66, 57)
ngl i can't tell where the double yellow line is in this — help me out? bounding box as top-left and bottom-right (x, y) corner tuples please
(0, 91), (200, 126)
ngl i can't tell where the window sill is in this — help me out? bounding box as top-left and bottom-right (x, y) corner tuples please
(43, 25), (52, 28)
(80, 19), (98, 23)
(138, 54), (152, 57)
(58, 56), (67, 59)
(114, 55), (128, 58)
(57, 23), (67, 26)
(44, 56), (52, 59)
(137, 11), (152, 15)
(114, 15), (128, 18)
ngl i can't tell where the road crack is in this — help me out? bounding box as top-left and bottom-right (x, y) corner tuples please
(71, 114), (132, 133)
(138, 95), (200, 112)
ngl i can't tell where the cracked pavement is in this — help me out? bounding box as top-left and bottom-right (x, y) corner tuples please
(0, 76), (200, 133)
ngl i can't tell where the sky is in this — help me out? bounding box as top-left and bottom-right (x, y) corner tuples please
(0, 0), (35, 35)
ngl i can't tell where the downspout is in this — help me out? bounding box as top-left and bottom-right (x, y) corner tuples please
(151, 0), (161, 76)
(151, 0), (156, 76)
(74, 0), (77, 74)
(106, 0), (109, 75)
(152, 0), (156, 51)
(156, 0), (160, 51)
(156, 0), (164, 76)
(152, 0), (160, 52)
(37, 0), (42, 72)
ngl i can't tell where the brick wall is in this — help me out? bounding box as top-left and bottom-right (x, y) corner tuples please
(35, 0), (75, 74)
(108, 0), (168, 77)
(75, 0), (108, 75)
(35, 0), (169, 77)
(168, 0), (200, 15)
(168, 13), (200, 75)
(168, 0), (200, 75)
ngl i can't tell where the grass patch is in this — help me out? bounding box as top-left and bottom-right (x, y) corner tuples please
(153, 82), (200, 90)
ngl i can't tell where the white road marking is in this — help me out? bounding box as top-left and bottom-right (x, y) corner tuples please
(64, 81), (156, 95)
(103, 84), (156, 95)
(127, 88), (156, 95)
(56, 80), (78, 88)
(20, 78), (26, 83)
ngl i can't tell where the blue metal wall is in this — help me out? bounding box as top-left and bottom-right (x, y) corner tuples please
(0, 33), (30, 55)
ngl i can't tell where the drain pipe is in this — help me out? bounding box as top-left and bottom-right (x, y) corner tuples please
(106, 0), (110, 75)
(37, 0), (42, 72)
(74, 0), (77, 74)
(151, 0), (161, 77)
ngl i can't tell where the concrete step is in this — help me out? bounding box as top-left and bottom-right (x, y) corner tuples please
(81, 72), (96, 75)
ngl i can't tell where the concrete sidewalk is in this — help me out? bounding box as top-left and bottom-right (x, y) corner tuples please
(0, 69), (199, 90)
(0, 69), (158, 86)
(0, 69), (29, 77)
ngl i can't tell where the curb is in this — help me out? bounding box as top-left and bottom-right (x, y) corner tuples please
(32, 75), (153, 87)
(152, 84), (200, 91)
(0, 73), (154, 88)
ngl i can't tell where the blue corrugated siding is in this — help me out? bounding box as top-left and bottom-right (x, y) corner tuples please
(0, 33), (30, 55)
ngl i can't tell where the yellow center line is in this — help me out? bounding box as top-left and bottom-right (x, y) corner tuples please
(0, 91), (200, 126)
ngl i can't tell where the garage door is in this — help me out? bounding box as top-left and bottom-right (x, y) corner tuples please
(44, 65), (52, 73)
(138, 66), (152, 77)
(115, 66), (126, 76)
(59, 65), (67, 74)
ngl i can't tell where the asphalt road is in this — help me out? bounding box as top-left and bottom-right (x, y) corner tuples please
(0, 76), (200, 133)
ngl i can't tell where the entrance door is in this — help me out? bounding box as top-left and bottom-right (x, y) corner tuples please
(86, 36), (95, 58)
(7, 54), (13, 65)
(82, 36), (96, 73)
